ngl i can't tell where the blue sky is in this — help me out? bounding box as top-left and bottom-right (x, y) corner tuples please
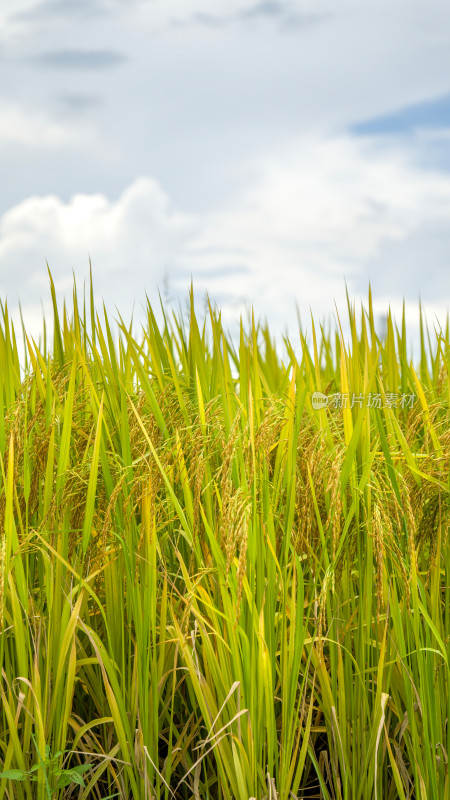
(1, 0), (450, 349)
(352, 94), (450, 137)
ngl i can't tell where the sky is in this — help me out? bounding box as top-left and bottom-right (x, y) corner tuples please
(1, 0), (450, 354)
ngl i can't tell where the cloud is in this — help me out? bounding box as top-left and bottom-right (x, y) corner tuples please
(237, 2), (329, 32)
(31, 49), (128, 69)
(0, 102), (96, 147)
(239, 2), (286, 19)
(2, 134), (450, 351)
(172, 1), (326, 31)
(11, 0), (109, 22)
(0, 177), (198, 340)
(179, 133), (450, 337)
(55, 93), (104, 113)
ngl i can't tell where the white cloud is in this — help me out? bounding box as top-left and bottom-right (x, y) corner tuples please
(3, 0), (450, 220)
(181, 133), (450, 338)
(2, 133), (450, 353)
(0, 103), (99, 148)
(0, 177), (198, 341)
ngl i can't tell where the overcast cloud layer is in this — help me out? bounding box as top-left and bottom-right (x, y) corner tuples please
(1, 0), (450, 350)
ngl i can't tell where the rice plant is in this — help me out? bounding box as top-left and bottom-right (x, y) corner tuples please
(0, 271), (448, 799)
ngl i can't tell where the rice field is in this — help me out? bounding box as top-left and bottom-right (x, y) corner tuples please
(0, 271), (449, 799)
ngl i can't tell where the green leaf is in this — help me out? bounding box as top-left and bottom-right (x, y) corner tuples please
(82, 392), (104, 552)
(0, 770), (27, 780)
